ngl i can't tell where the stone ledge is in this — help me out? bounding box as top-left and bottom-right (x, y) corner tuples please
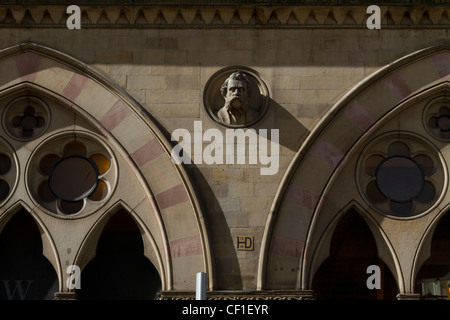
(54, 292), (78, 300)
(158, 290), (316, 300)
(0, 5), (448, 28)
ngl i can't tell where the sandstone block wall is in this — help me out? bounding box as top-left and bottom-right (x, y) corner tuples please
(0, 4), (449, 292)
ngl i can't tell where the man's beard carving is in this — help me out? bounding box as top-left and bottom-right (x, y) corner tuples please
(225, 96), (248, 125)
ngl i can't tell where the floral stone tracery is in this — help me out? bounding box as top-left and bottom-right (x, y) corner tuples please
(358, 136), (445, 218)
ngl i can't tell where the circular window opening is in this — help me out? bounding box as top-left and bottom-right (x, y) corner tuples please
(375, 156), (424, 203)
(359, 137), (445, 218)
(28, 135), (116, 218)
(49, 156), (99, 202)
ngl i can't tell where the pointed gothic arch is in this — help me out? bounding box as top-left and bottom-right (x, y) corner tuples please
(75, 205), (162, 300)
(259, 43), (450, 298)
(307, 202), (401, 294)
(311, 207), (398, 300)
(0, 42), (213, 295)
(413, 202), (450, 299)
(0, 205), (59, 300)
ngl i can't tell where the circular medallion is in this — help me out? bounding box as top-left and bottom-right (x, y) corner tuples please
(203, 66), (270, 128)
(2, 96), (50, 141)
(423, 96), (450, 140)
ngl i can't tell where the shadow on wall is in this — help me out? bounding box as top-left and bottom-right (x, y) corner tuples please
(264, 97), (310, 153)
(161, 96), (309, 290)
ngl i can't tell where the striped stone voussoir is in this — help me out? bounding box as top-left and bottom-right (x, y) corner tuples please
(2, 46), (206, 270)
(264, 45), (450, 289)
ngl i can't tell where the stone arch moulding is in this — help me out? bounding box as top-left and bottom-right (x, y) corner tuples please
(73, 201), (166, 289)
(0, 200), (63, 290)
(258, 43), (450, 293)
(306, 201), (403, 293)
(412, 200), (450, 294)
(0, 42), (213, 293)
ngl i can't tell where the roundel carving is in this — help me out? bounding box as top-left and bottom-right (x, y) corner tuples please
(423, 95), (450, 141)
(26, 132), (117, 217)
(357, 133), (446, 218)
(203, 66), (270, 128)
(2, 96), (50, 141)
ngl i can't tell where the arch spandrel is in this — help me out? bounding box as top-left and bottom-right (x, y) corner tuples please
(0, 42), (212, 292)
(260, 44), (450, 294)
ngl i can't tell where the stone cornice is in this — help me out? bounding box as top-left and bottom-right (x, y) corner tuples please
(0, 5), (449, 28)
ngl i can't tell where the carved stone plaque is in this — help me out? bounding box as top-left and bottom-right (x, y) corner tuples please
(204, 66), (269, 128)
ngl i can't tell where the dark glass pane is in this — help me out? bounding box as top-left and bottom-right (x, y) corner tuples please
(387, 142), (410, 157)
(21, 115), (37, 131)
(364, 155), (384, 177)
(390, 201), (413, 216)
(416, 181), (436, 204)
(36, 117), (45, 128)
(439, 106), (450, 116)
(63, 141), (87, 156)
(414, 154), (434, 177)
(90, 154), (110, 175)
(37, 180), (56, 202)
(21, 129), (33, 137)
(0, 154), (11, 175)
(376, 157), (423, 203)
(39, 154), (60, 175)
(88, 180), (108, 202)
(437, 115), (450, 131)
(12, 116), (21, 127)
(60, 199), (84, 215)
(23, 106), (35, 115)
(366, 181), (386, 203)
(49, 156), (97, 201)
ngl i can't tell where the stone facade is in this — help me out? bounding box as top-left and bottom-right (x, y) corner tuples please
(0, 2), (449, 300)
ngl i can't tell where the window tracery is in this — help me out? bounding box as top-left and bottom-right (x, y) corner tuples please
(358, 134), (444, 218)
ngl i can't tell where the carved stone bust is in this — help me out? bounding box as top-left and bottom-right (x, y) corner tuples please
(204, 67), (269, 128)
(216, 71), (259, 126)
